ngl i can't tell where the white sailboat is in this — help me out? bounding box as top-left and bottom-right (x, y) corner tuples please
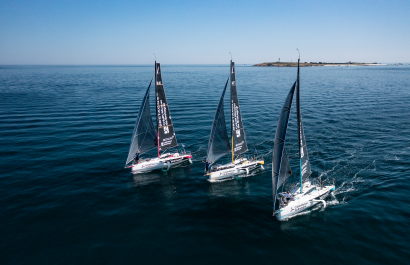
(125, 62), (192, 174)
(205, 60), (264, 182)
(272, 54), (335, 220)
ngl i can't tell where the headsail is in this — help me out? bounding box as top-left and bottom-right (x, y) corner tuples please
(206, 78), (231, 165)
(155, 62), (178, 151)
(272, 82), (296, 211)
(296, 59), (311, 185)
(230, 61), (248, 156)
(126, 79), (157, 165)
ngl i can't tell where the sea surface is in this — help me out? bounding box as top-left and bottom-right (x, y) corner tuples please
(1, 64), (409, 264)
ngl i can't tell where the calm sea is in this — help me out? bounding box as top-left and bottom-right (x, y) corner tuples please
(1, 64), (409, 264)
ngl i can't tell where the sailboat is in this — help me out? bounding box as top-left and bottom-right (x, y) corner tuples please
(205, 60), (264, 182)
(125, 62), (192, 173)
(272, 55), (335, 220)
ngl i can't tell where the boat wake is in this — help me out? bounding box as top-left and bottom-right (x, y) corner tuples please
(330, 159), (376, 203)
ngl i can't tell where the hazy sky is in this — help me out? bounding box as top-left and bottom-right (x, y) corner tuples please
(1, 0), (409, 64)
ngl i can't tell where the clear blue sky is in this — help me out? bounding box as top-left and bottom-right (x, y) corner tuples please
(1, 0), (409, 64)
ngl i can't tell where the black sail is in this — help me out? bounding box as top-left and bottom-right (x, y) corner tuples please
(206, 78), (231, 165)
(298, 109), (311, 182)
(230, 61), (248, 156)
(272, 82), (296, 211)
(126, 79), (157, 165)
(278, 147), (292, 189)
(155, 62), (178, 151)
(296, 60), (311, 183)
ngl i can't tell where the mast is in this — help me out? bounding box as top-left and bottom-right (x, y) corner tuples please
(155, 61), (159, 157)
(230, 60), (234, 164)
(296, 57), (302, 192)
(296, 56), (302, 193)
(295, 51), (311, 191)
(230, 53), (234, 164)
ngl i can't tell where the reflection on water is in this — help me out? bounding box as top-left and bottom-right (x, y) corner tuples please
(132, 172), (162, 186)
(131, 160), (192, 187)
(208, 177), (251, 199)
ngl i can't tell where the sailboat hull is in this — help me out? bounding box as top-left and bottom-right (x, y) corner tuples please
(130, 153), (192, 174)
(275, 183), (335, 221)
(208, 159), (264, 182)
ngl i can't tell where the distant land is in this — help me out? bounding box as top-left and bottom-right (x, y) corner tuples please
(253, 61), (385, 67)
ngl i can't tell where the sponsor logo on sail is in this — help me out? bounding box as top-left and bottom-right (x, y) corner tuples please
(234, 141), (244, 152)
(161, 135), (175, 147)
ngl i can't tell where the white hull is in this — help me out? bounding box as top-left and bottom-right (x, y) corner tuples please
(275, 181), (335, 221)
(207, 158), (264, 182)
(130, 152), (192, 174)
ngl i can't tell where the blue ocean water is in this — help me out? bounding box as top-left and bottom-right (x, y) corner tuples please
(1, 64), (409, 264)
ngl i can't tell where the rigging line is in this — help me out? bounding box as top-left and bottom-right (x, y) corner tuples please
(244, 128), (259, 156)
(174, 129), (186, 152)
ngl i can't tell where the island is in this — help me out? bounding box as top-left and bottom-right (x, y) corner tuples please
(253, 61), (383, 67)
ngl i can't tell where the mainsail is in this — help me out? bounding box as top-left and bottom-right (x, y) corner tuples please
(206, 78), (231, 165)
(230, 61), (248, 156)
(296, 60), (311, 184)
(126, 79), (157, 165)
(155, 62), (178, 151)
(272, 82), (296, 210)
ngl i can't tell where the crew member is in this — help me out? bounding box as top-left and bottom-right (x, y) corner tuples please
(282, 191), (292, 205)
(202, 160), (211, 174)
(134, 151), (140, 164)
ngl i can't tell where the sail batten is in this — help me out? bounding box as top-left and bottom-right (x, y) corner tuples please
(126, 79), (157, 165)
(155, 62), (178, 151)
(230, 61), (248, 156)
(272, 82), (296, 210)
(206, 78), (231, 165)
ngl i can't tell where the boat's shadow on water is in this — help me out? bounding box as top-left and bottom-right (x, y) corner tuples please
(208, 177), (252, 199)
(131, 162), (192, 187)
(132, 171), (162, 186)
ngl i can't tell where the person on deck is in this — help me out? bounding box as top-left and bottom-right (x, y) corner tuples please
(202, 160), (210, 174)
(282, 191), (292, 205)
(134, 151), (140, 164)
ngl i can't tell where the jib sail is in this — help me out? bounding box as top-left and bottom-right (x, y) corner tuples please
(126, 79), (157, 165)
(206, 78), (231, 165)
(272, 82), (296, 210)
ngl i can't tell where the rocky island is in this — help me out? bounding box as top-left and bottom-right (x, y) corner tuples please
(253, 61), (383, 67)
